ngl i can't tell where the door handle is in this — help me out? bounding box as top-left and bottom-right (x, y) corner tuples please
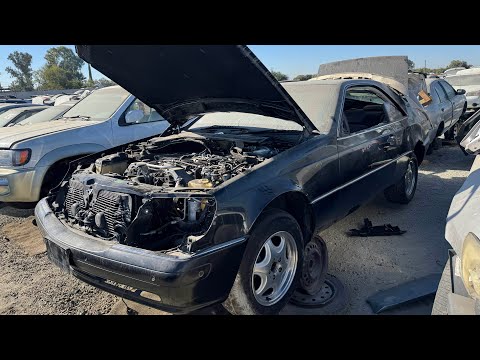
(380, 135), (397, 151)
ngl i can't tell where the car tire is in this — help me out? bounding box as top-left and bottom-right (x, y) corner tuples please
(445, 123), (459, 141)
(384, 155), (418, 204)
(432, 261), (451, 315)
(223, 209), (304, 315)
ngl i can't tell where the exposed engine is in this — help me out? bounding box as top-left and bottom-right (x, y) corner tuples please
(52, 135), (290, 252)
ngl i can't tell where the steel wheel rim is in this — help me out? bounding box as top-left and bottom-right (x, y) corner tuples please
(252, 231), (298, 306)
(405, 161), (415, 196)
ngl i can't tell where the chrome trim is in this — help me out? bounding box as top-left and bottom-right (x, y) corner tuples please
(193, 236), (247, 257)
(337, 119), (403, 140)
(310, 150), (412, 205)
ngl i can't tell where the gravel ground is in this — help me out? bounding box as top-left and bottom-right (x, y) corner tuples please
(323, 141), (474, 314)
(0, 142), (473, 315)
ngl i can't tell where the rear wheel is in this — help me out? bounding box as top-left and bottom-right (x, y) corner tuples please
(384, 155), (418, 204)
(445, 123), (459, 141)
(223, 209), (304, 315)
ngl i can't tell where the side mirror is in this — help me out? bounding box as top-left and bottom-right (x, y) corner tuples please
(456, 89), (466, 95)
(125, 109), (144, 124)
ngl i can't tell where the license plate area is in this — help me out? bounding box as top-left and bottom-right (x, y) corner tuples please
(45, 239), (71, 272)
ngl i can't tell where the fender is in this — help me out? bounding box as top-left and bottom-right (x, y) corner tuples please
(31, 143), (108, 201)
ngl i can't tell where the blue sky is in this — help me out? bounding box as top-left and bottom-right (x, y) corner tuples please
(1, 45), (479, 86)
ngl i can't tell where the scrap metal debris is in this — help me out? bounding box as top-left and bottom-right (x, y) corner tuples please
(347, 218), (406, 237)
(366, 273), (442, 314)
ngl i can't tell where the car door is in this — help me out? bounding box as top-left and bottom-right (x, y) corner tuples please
(112, 98), (170, 146)
(432, 82), (453, 131)
(337, 85), (406, 211)
(439, 80), (464, 122)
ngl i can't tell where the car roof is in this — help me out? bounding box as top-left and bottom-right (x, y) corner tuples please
(2, 105), (48, 115)
(0, 103), (42, 108)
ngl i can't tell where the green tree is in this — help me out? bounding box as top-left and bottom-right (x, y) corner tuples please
(94, 78), (116, 87)
(293, 74), (314, 81)
(447, 60), (472, 69)
(35, 46), (85, 90)
(5, 51), (34, 91)
(270, 70), (288, 81)
(407, 59), (415, 70)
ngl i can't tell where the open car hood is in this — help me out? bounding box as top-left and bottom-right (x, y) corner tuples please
(75, 45), (315, 131)
(311, 56), (409, 95)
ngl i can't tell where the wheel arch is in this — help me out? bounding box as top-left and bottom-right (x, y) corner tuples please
(34, 144), (107, 200)
(414, 141), (425, 165)
(251, 191), (315, 245)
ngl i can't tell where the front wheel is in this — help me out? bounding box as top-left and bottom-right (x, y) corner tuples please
(223, 209), (304, 315)
(384, 155), (418, 204)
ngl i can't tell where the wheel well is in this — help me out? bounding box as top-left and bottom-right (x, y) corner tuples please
(40, 155), (88, 197)
(264, 192), (315, 244)
(436, 122), (445, 137)
(414, 141), (425, 165)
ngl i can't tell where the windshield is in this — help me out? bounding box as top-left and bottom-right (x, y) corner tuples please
(16, 105), (69, 125)
(446, 75), (480, 87)
(60, 86), (130, 121)
(188, 112), (303, 132)
(0, 109), (21, 127)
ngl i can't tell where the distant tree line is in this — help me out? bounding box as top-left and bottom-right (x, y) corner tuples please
(1, 46), (115, 91)
(270, 59), (475, 82)
(411, 59), (474, 74)
(3, 50), (475, 91)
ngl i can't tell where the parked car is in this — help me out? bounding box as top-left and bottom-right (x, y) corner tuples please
(445, 68), (480, 116)
(443, 67), (466, 77)
(14, 101), (79, 126)
(0, 85), (169, 204)
(423, 77), (467, 141)
(432, 109), (480, 315)
(0, 105), (49, 127)
(0, 102), (42, 116)
(54, 90), (91, 106)
(36, 45), (428, 315)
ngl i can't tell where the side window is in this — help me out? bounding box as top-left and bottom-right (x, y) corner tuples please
(341, 87), (389, 135)
(439, 81), (456, 100)
(434, 84), (448, 102)
(120, 99), (164, 126)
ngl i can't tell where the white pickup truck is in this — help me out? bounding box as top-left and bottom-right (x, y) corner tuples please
(0, 86), (169, 204)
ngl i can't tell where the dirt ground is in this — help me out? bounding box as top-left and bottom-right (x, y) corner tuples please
(0, 142), (474, 315)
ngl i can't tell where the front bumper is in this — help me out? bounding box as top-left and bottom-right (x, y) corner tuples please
(35, 198), (247, 313)
(0, 166), (46, 202)
(446, 253), (479, 315)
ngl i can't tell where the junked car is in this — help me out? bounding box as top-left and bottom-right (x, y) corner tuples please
(422, 77), (467, 141)
(445, 68), (480, 116)
(14, 101), (79, 126)
(0, 85), (169, 205)
(0, 102), (42, 116)
(432, 109), (480, 315)
(36, 45), (428, 315)
(0, 105), (49, 127)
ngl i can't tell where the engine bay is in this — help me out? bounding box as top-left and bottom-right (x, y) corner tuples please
(51, 133), (295, 252)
